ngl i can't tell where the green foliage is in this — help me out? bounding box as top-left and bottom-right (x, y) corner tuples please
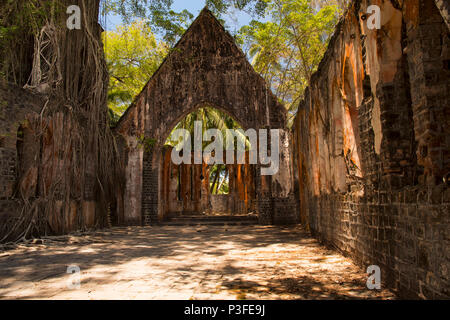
(103, 0), (173, 21)
(238, 0), (342, 124)
(149, 9), (194, 45)
(103, 0), (343, 128)
(137, 134), (157, 153)
(102, 1), (269, 126)
(209, 164), (229, 195)
(165, 106), (251, 151)
(0, 0), (57, 84)
(103, 0), (193, 45)
(205, 0), (268, 18)
(103, 0), (267, 45)
(104, 20), (168, 125)
(0, 0), (53, 35)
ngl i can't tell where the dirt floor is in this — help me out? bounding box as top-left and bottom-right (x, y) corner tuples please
(0, 225), (395, 300)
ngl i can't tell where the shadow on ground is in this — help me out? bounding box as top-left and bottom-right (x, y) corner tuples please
(0, 225), (395, 300)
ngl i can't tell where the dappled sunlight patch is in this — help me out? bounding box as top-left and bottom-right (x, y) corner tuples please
(0, 225), (395, 300)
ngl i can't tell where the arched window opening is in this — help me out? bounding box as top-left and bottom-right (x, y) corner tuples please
(161, 104), (255, 218)
(209, 165), (229, 195)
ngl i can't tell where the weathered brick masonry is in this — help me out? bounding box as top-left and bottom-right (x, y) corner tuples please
(160, 148), (256, 217)
(0, 0), (115, 239)
(0, 83), (43, 232)
(1, 0), (448, 300)
(293, 0), (449, 298)
(115, 9), (298, 226)
(0, 81), (113, 237)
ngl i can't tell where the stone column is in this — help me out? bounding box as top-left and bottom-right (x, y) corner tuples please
(142, 145), (159, 225)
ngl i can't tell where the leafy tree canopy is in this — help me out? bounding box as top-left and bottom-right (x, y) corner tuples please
(103, 0), (268, 44)
(237, 0), (343, 125)
(103, 0), (346, 127)
(103, 20), (168, 125)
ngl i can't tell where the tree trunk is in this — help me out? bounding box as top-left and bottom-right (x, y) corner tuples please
(0, 0), (120, 241)
(216, 169), (228, 194)
(210, 165), (222, 194)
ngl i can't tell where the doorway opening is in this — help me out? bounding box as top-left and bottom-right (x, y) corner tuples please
(161, 105), (256, 217)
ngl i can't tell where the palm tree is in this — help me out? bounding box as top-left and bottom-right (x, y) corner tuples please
(165, 105), (251, 150)
(165, 104), (251, 195)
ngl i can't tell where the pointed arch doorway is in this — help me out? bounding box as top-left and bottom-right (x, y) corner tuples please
(115, 9), (297, 226)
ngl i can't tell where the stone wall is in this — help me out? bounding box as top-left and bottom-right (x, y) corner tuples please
(210, 195), (249, 215)
(0, 83), (42, 236)
(115, 8), (296, 225)
(0, 80), (116, 238)
(293, 0), (449, 299)
(210, 195), (232, 214)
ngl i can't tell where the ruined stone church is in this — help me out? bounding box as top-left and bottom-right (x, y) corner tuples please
(0, 0), (449, 299)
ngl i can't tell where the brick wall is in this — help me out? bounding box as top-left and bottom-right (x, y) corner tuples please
(0, 83), (42, 235)
(293, 0), (449, 298)
(211, 195), (233, 214)
(0, 148), (16, 202)
(307, 187), (449, 299)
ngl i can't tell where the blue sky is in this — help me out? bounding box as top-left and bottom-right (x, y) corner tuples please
(105, 0), (263, 33)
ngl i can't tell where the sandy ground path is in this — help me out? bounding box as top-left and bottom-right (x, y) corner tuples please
(0, 225), (394, 300)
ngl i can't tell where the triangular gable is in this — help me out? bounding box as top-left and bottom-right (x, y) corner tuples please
(116, 8), (286, 137)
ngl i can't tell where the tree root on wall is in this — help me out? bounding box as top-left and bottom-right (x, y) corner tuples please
(1, 0), (123, 243)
